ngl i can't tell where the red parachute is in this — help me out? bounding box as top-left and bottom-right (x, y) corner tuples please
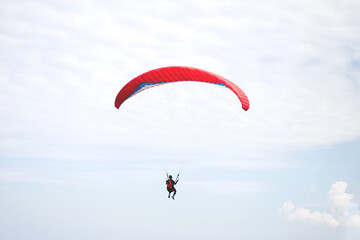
(114, 66), (249, 111)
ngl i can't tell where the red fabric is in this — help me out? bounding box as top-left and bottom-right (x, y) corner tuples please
(114, 66), (250, 111)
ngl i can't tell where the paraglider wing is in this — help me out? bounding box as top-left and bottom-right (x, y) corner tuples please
(114, 66), (250, 111)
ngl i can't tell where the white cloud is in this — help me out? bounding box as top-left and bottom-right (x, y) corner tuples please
(280, 181), (360, 229)
(328, 181), (355, 220)
(0, 0), (360, 162)
(347, 215), (360, 229)
(279, 201), (295, 216)
(279, 201), (341, 228)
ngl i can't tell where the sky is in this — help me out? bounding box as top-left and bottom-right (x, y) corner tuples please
(0, 0), (360, 239)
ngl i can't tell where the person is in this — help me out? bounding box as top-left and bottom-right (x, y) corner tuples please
(166, 174), (179, 200)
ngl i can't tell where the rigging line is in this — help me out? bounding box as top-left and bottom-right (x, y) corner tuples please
(131, 97), (168, 173)
(175, 92), (200, 172)
(167, 84), (175, 167)
(192, 107), (242, 160)
(171, 82), (197, 173)
(178, 87), (244, 174)
(176, 82), (219, 174)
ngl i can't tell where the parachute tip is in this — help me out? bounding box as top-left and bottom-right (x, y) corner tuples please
(114, 100), (121, 109)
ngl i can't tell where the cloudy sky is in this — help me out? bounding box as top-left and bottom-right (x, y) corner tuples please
(1, 0), (360, 239)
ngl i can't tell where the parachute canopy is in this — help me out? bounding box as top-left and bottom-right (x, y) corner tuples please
(114, 66), (250, 111)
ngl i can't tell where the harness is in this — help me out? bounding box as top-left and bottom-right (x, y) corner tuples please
(167, 180), (173, 190)
(166, 174), (179, 193)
